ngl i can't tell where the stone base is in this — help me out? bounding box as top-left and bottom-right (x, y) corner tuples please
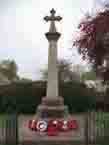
(36, 97), (69, 118)
(19, 114), (85, 145)
(21, 139), (84, 145)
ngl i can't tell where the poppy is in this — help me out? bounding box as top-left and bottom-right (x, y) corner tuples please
(57, 120), (63, 131)
(28, 120), (32, 129)
(67, 120), (78, 130)
(36, 120), (47, 132)
(61, 120), (68, 131)
(47, 120), (59, 136)
(31, 120), (37, 131)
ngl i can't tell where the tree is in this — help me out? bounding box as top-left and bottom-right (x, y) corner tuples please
(41, 59), (81, 83)
(81, 70), (96, 81)
(72, 64), (87, 81)
(19, 78), (32, 82)
(73, 8), (109, 73)
(0, 59), (19, 82)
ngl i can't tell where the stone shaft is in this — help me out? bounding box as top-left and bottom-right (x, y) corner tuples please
(44, 9), (61, 99)
(47, 40), (58, 98)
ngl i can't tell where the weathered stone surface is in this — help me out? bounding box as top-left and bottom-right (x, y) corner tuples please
(41, 97), (64, 106)
(46, 40), (58, 98)
(36, 96), (68, 118)
(37, 105), (68, 118)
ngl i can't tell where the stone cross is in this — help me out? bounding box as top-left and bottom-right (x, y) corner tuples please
(44, 9), (62, 99)
(44, 8), (62, 22)
(44, 8), (62, 33)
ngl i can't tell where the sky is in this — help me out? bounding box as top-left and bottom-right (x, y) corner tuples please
(0, 0), (107, 80)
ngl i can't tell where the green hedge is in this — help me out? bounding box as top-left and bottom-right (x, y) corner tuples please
(0, 81), (96, 114)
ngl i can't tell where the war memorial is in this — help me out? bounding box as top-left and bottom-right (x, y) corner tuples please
(0, 8), (109, 145)
(18, 9), (85, 145)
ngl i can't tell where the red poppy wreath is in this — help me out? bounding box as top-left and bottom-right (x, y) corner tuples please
(28, 119), (78, 136)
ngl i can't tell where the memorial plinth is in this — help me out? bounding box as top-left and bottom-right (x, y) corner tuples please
(36, 8), (69, 118)
(37, 97), (68, 118)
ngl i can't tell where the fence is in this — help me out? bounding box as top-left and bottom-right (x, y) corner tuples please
(0, 114), (18, 145)
(86, 110), (109, 145)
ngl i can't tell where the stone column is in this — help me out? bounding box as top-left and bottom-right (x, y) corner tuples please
(47, 40), (58, 98)
(44, 8), (62, 99)
(36, 9), (68, 118)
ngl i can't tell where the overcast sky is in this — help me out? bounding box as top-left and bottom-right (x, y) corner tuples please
(0, 0), (107, 80)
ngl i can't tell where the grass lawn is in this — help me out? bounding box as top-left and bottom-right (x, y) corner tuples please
(0, 114), (11, 128)
(96, 112), (109, 128)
